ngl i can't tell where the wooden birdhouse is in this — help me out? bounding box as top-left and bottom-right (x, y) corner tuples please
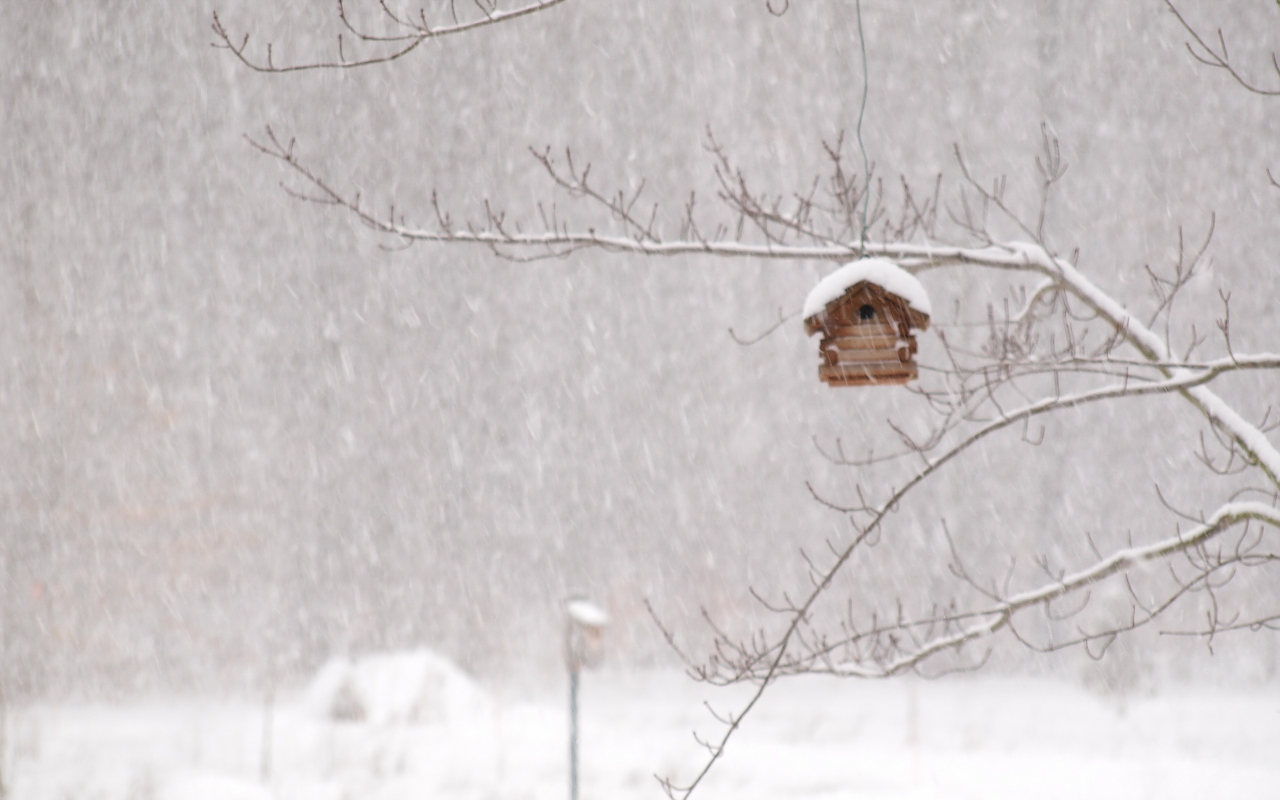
(802, 258), (931, 387)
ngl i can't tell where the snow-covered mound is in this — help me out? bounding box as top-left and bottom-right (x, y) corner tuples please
(803, 257), (932, 320)
(14, 672), (1280, 800)
(303, 649), (490, 725)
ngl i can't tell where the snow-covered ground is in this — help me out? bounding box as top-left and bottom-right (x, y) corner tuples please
(11, 658), (1280, 800)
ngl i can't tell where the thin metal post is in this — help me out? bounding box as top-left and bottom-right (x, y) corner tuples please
(566, 596), (606, 800)
(569, 667), (580, 800)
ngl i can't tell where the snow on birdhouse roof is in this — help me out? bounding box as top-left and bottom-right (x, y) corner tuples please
(566, 598), (610, 628)
(802, 257), (932, 321)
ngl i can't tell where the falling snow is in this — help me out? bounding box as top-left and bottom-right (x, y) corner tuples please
(2, 0), (1278, 797)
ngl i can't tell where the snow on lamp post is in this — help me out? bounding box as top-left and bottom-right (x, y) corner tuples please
(564, 596), (608, 800)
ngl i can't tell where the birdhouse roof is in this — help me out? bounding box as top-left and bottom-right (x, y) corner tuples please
(803, 258), (932, 322)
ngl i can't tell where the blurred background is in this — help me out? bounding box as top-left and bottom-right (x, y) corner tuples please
(2, 0), (1278, 700)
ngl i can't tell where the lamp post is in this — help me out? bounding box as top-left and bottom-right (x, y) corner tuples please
(564, 596), (608, 800)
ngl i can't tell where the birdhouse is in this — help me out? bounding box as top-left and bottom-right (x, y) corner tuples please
(564, 597), (609, 671)
(802, 258), (931, 387)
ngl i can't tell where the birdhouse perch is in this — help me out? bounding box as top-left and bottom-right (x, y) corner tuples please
(803, 258), (932, 387)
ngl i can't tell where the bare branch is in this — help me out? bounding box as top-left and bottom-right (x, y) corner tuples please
(1164, 0), (1280, 96)
(728, 308), (801, 346)
(831, 503), (1279, 677)
(212, 0), (569, 73)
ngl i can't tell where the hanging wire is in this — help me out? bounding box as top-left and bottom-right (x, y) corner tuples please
(854, 0), (871, 252)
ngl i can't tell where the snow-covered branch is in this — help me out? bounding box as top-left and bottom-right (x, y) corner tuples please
(1053, 353), (1280, 373)
(1000, 242), (1280, 489)
(247, 128), (876, 261)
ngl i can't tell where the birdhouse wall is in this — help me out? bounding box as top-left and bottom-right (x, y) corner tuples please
(565, 623), (606, 671)
(809, 284), (923, 387)
(802, 279), (930, 387)
(818, 360), (918, 386)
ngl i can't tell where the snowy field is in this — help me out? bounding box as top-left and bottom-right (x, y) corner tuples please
(12, 655), (1280, 800)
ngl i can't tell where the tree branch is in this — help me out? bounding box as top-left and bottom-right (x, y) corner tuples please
(211, 0), (569, 73)
(1164, 0), (1280, 96)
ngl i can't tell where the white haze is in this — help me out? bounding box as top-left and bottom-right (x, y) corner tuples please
(2, 0), (1278, 794)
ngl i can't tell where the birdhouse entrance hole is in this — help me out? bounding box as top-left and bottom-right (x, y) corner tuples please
(858, 304), (876, 320)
